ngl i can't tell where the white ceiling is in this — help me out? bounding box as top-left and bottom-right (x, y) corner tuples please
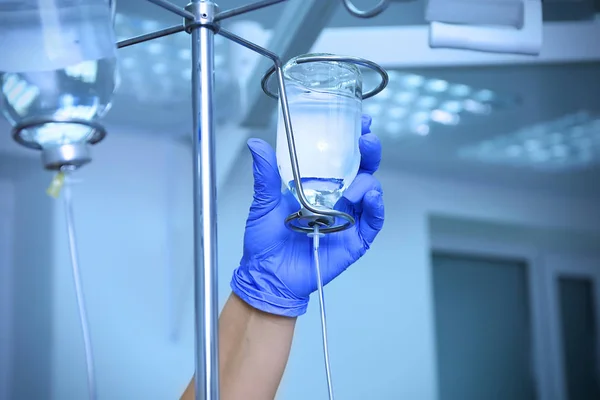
(115, 0), (430, 28)
(109, 0), (600, 200)
(116, 0), (600, 28)
(241, 63), (600, 200)
(1, 0), (599, 200)
(373, 63), (600, 199)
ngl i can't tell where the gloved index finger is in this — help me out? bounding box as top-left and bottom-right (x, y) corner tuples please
(359, 133), (381, 174)
(362, 114), (372, 134)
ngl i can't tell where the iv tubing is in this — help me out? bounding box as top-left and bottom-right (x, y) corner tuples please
(62, 172), (97, 400)
(309, 225), (335, 400)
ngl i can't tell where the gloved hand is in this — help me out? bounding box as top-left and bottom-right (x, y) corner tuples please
(231, 115), (384, 317)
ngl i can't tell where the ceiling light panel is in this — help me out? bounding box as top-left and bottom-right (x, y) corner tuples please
(361, 70), (518, 138)
(458, 111), (600, 171)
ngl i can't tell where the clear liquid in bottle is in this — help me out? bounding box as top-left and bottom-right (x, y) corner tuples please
(276, 79), (362, 210)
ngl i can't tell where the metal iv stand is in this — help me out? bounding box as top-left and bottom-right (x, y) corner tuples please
(114, 1), (389, 399)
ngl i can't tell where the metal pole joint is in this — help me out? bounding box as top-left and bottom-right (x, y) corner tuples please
(185, 1), (221, 33)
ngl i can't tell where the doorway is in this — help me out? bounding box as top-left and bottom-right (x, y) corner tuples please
(432, 252), (538, 400)
(545, 255), (600, 400)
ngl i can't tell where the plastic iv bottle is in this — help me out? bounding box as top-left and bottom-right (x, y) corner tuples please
(276, 53), (363, 210)
(0, 0), (119, 148)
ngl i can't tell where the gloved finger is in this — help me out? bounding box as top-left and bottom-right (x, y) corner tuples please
(342, 173), (382, 206)
(360, 189), (384, 247)
(247, 138), (282, 209)
(358, 133), (381, 174)
(362, 114), (372, 134)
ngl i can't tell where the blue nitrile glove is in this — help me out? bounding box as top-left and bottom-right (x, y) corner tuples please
(230, 115), (385, 317)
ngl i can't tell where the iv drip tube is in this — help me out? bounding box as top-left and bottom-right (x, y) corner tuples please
(309, 225), (335, 400)
(62, 171), (97, 400)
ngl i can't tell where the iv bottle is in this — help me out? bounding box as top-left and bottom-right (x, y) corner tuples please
(276, 53), (363, 210)
(0, 0), (119, 149)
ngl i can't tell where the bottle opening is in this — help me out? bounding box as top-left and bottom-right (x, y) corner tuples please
(283, 53), (363, 99)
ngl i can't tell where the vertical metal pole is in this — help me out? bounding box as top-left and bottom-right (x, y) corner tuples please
(186, 1), (220, 399)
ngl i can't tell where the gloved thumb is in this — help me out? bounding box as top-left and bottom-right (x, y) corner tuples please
(247, 138), (282, 213)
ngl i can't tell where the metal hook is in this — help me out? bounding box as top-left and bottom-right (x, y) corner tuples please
(341, 0), (389, 18)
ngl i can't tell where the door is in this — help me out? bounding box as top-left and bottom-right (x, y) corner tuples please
(432, 252), (538, 400)
(545, 255), (600, 400)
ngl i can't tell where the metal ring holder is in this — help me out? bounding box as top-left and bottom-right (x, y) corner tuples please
(261, 54), (389, 234)
(12, 118), (107, 170)
(261, 55), (389, 101)
(12, 117), (107, 150)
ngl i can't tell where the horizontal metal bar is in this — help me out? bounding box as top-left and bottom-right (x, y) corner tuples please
(217, 28), (279, 62)
(215, 0), (288, 21)
(117, 25), (185, 48)
(146, 0), (195, 20)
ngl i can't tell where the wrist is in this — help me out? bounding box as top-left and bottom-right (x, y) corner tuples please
(229, 292), (298, 325)
(230, 259), (309, 318)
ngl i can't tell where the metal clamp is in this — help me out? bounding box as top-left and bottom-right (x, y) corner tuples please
(184, 1), (220, 33)
(285, 207), (355, 235)
(261, 54), (389, 100)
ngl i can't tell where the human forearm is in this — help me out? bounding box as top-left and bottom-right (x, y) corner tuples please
(181, 293), (296, 400)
